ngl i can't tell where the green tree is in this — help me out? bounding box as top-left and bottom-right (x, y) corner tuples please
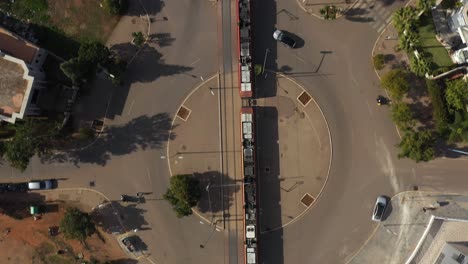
(103, 0), (128, 15)
(132, 32), (145, 47)
(448, 111), (468, 143)
(417, 0), (435, 13)
(392, 7), (418, 34)
(60, 58), (87, 85)
(445, 79), (468, 112)
(373, 54), (385, 70)
(398, 130), (435, 162)
(426, 79), (450, 136)
(410, 53), (431, 77)
(78, 41), (112, 68)
(60, 207), (96, 241)
(4, 119), (59, 171)
(399, 31), (420, 52)
(163, 174), (202, 218)
(381, 69), (410, 100)
(391, 103), (414, 130)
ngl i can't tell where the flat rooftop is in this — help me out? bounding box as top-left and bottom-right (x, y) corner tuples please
(0, 27), (38, 64)
(0, 57), (28, 116)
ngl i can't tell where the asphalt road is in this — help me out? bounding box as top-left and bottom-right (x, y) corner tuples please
(1, 0), (468, 263)
(254, 0), (468, 263)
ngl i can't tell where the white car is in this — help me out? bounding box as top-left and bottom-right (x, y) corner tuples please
(28, 180), (55, 190)
(372, 196), (387, 222)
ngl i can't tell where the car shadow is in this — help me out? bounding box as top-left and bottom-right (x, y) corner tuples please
(382, 196), (393, 221)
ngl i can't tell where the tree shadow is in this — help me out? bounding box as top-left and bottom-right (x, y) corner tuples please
(107, 259), (139, 264)
(121, 43), (193, 83)
(377, 0), (397, 6)
(125, 0), (165, 16)
(0, 192), (47, 219)
(435, 141), (468, 158)
(148, 33), (175, 47)
(277, 65), (293, 73)
(91, 201), (149, 235)
(41, 113), (176, 166)
(196, 171), (241, 215)
(345, 8), (373, 23)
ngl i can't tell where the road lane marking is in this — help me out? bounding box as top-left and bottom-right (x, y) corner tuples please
(294, 54), (306, 63)
(190, 57), (201, 66)
(366, 100), (373, 116)
(127, 100), (135, 116)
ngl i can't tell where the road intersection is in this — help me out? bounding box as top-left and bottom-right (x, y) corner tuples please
(1, 0), (468, 263)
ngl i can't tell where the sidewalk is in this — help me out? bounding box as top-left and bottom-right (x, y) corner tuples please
(348, 191), (468, 264)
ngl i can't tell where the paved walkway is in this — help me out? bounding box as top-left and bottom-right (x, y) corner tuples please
(348, 191), (468, 264)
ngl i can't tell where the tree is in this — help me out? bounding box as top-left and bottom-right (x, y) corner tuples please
(103, 0), (128, 15)
(448, 111), (468, 143)
(60, 207), (96, 241)
(163, 174), (202, 218)
(426, 79), (450, 136)
(417, 0), (435, 13)
(410, 53), (431, 77)
(399, 31), (420, 52)
(60, 58), (87, 85)
(392, 7), (418, 34)
(398, 130), (435, 162)
(4, 119), (59, 171)
(391, 103), (414, 130)
(132, 32), (145, 47)
(373, 54), (385, 70)
(381, 69), (410, 100)
(445, 79), (468, 112)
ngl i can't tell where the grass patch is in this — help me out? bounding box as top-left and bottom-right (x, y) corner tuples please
(45, 254), (74, 264)
(417, 14), (453, 71)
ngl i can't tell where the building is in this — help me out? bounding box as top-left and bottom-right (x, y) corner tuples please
(0, 26), (47, 123)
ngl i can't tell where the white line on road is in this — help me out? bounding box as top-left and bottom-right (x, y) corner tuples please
(146, 168), (152, 187)
(366, 100), (373, 116)
(190, 58), (201, 66)
(127, 100), (135, 116)
(294, 54), (306, 63)
(377, 24), (386, 33)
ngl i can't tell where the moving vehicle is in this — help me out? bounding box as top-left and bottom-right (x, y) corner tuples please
(28, 180), (55, 190)
(372, 196), (387, 222)
(273, 30), (296, 48)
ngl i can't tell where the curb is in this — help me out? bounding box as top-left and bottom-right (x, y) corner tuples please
(295, 0), (360, 20)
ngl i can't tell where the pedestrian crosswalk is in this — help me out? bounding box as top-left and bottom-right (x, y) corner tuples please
(349, 0), (396, 33)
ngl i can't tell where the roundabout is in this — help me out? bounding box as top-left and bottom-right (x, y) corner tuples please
(166, 72), (332, 232)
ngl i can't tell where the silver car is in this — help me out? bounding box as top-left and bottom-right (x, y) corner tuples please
(28, 180), (54, 190)
(372, 196), (387, 222)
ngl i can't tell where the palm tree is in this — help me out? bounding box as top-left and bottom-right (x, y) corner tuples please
(393, 7), (418, 34)
(410, 53), (431, 76)
(399, 31), (420, 51)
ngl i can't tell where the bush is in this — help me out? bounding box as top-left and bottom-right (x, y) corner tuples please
(381, 69), (410, 100)
(60, 207), (96, 241)
(103, 0), (128, 15)
(373, 54), (385, 70)
(426, 79), (450, 136)
(440, 0), (458, 9)
(254, 64), (262, 76)
(391, 103), (414, 130)
(445, 78), (468, 112)
(132, 32), (145, 47)
(398, 130), (435, 162)
(164, 175), (201, 218)
(78, 128), (95, 140)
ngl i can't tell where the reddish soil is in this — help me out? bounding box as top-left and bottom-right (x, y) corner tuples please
(0, 203), (126, 263)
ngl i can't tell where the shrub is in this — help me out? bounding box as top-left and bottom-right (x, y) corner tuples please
(78, 128), (95, 140)
(381, 69), (410, 100)
(103, 0), (128, 15)
(445, 78), (468, 112)
(373, 54), (385, 70)
(426, 79), (450, 136)
(254, 64), (262, 76)
(391, 103), (414, 130)
(398, 130), (435, 162)
(132, 32), (145, 47)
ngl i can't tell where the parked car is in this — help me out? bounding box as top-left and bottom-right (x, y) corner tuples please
(273, 30), (296, 48)
(28, 180), (55, 190)
(372, 196), (387, 222)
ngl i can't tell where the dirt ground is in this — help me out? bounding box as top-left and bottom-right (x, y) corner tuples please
(47, 0), (121, 43)
(0, 201), (127, 264)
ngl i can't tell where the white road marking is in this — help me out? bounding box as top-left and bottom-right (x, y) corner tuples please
(190, 58), (200, 66)
(385, 14), (393, 24)
(366, 100), (373, 116)
(377, 24), (386, 33)
(294, 54), (305, 63)
(127, 100), (135, 116)
(146, 168), (152, 187)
